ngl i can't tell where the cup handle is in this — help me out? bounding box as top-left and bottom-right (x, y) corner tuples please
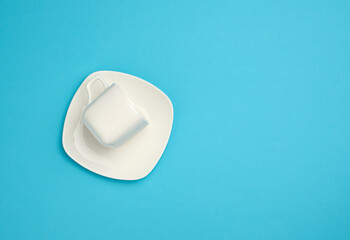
(86, 75), (109, 104)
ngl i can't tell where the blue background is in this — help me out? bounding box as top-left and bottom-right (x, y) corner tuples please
(0, 0), (349, 239)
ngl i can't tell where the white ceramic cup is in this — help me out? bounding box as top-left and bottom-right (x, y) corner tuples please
(82, 75), (149, 148)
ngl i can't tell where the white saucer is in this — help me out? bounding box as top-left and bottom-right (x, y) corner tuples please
(62, 71), (173, 180)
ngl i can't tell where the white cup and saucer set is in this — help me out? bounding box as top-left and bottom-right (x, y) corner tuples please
(62, 71), (173, 180)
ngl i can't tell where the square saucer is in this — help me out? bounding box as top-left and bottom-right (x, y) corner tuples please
(62, 71), (173, 180)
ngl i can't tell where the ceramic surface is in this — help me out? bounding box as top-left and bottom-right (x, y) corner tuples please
(62, 71), (173, 180)
(83, 76), (148, 148)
